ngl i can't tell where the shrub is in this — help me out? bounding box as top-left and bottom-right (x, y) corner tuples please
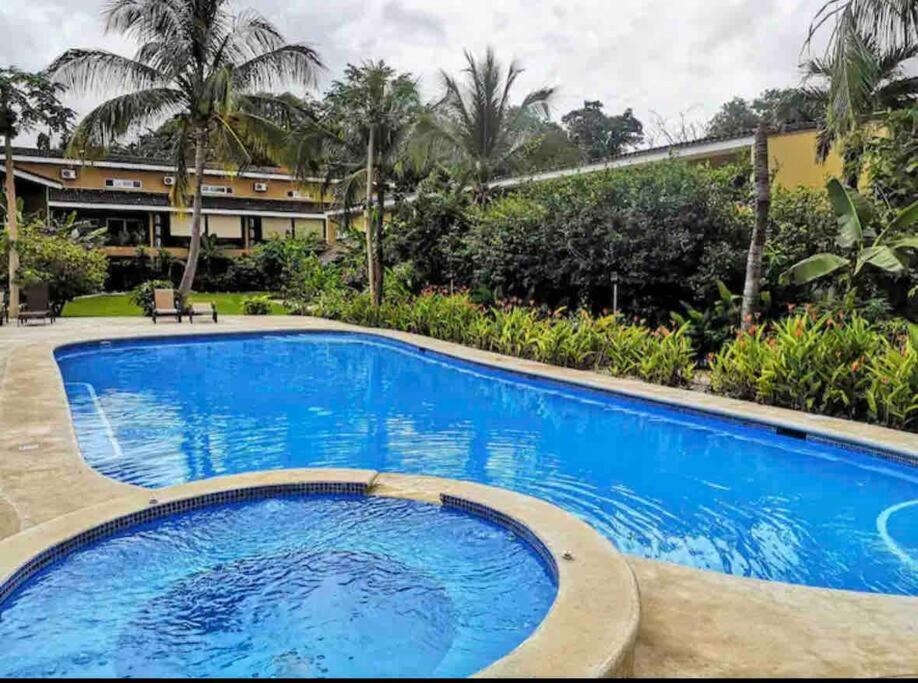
(313, 290), (697, 387)
(462, 160), (750, 319)
(282, 254), (345, 315)
(638, 324), (695, 387)
(709, 312), (917, 431)
(242, 294), (272, 315)
(130, 280), (176, 316)
(1, 214), (108, 314)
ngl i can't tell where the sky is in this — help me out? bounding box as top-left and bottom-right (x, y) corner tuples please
(0, 0), (831, 146)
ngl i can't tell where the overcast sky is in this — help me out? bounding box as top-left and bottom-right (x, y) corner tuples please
(0, 0), (830, 146)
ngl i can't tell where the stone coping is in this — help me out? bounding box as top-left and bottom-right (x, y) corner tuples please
(0, 469), (640, 679)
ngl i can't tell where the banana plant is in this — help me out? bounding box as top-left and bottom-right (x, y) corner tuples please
(780, 178), (918, 288)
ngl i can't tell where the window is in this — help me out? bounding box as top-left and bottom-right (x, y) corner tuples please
(106, 218), (147, 246)
(105, 178), (142, 189)
(201, 184), (233, 195)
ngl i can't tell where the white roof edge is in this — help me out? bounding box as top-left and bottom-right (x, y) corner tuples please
(0, 166), (65, 189)
(47, 200), (327, 220)
(324, 135), (755, 217)
(12, 155), (334, 184)
(490, 135), (756, 190)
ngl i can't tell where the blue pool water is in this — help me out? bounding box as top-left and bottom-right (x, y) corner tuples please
(0, 495), (555, 678)
(56, 332), (918, 596)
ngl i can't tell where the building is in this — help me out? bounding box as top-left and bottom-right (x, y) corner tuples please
(490, 124), (844, 192)
(325, 124), (845, 229)
(2, 148), (338, 261)
(4, 125), (842, 260)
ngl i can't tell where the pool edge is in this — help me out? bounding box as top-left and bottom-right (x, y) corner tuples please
(0, 469), (640, 679)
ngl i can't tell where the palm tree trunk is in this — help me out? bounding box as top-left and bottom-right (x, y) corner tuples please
(4, 133), (18, 319)
(178, 128), (207, 297)
(374, 184), (385, 305)
(741, 122), (770, 330)
(364, 125), (377, 305)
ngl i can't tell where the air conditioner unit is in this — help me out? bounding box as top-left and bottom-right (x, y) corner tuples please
(60, 168), (77, 180)
(163, 175), (176, 186)
(254, 182), (268, 192)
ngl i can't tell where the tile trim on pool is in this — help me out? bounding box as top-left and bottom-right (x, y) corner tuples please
(441, 494), (559, 582)
(0, 469), (640, 679)
(0, 481), (368, 608)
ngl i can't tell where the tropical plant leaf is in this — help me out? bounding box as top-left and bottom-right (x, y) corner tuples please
(887, 199), (918, 234)
(779, 252), (850, 285)
(826, 178), (865, 248)
(854, 245), (906, 275)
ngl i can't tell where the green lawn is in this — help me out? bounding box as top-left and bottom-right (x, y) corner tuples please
(62, 292), (286, 317)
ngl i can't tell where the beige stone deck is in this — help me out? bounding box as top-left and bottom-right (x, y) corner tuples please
(0, 316), (916, 678)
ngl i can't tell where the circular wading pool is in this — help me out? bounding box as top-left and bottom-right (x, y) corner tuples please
(0, 491), (557, 678)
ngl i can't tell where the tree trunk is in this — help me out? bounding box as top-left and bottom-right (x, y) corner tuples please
(4, 133), (18, 319)
(374, 184), (385, 305)
(741, 123), (770, 330)
(178, 128), (207, 297)
(364, 125), (377, 305)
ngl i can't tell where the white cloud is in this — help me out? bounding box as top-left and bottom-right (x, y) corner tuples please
(0, 0), (828, 145)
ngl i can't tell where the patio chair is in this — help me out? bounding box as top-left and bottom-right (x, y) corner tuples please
(18, 284), (55, 326)
(152, 288), (182, 323)
(188, 300), (218, 324)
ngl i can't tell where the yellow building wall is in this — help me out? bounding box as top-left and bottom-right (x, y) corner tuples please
(17, 161), (328, 203)
(766, 130), (844, 190)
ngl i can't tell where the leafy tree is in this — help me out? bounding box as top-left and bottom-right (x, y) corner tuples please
(511, 110), (581, 172)
(0, 211), (107, 314)
(780, 178), (918, 294)
(294, 61), (422, 305)
(387, 168), (472, 287)
(415, 48), (554, 203)
(706, 89), (823, 137)
(862, 106), (918, 208)
(0, 67), (75, 316)
(561, 101), (644, 161)
(48, 0), (321, 296)
(464, 160), (750, 319)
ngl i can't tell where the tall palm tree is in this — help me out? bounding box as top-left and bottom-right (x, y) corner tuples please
(48, 0), (321, 296)
(292, 62), (421, 305)
(416, 48), (554, 204)
(740, 122), (771, 330)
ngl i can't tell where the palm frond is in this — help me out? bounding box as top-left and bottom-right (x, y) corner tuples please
(47, 49), (163, 93)
(232, 45), (322, 91)
(68, 88), (184, 150)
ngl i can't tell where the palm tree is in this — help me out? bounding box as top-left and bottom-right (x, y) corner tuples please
(0, 68), (73, 317)
(415, 48), (554, 204)
(740, 122), (771, 330)
(802, 29), (918, 161)
(48, 0), (321, 296)
(292, 62), (421, 305)
(805, 1), (918, 153)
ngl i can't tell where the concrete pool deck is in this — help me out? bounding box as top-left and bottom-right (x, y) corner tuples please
(0, 315), (916, 678)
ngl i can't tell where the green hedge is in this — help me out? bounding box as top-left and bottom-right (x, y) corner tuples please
(314, 291), (917, 432)
(314, 290), (695, 387)
(710, 312), (917, 431)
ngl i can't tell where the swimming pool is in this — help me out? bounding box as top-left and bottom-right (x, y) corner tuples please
(0, 493), (556, 677)
(56, 331), (918, 596)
